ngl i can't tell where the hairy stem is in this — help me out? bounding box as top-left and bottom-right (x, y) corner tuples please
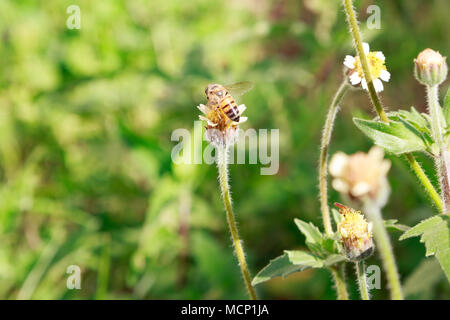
(320, 81), (349, 236)
(355, 261), (370, 300)
(330, 264), (349, 300)
(363, 201), (404, 300)
(426, 85), (450, 211)
(404, 153), (444, 212)
(319, 81), (351, 300)
(217, 145), (258, 300)
(343, 0), (443, 212)
(343, 0), (388, 122)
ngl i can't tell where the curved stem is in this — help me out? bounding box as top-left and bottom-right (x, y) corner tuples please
(343, 0), (443, 212)
(355, 261), (370, 300)
(319, 82), (351, 300)
(217, 145), (258, 300)
(363, 202), (404, 300)
(319, 81), (349, 236)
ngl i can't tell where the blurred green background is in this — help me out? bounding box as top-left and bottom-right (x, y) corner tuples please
(0, 0), (449, 299)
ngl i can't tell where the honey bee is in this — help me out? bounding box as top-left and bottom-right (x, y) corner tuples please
(205, 82), (253, 123)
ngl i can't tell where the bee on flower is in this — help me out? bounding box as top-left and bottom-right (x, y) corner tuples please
(197, 82), (252, 147)
(329, 146), (391, 208)
(335, 203), (374, 261)
(344, 42), (391, 93)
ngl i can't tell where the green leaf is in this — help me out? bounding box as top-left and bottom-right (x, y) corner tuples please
(252, 251), (323, 285)
(294, 218), (323, 253)
(285, 250), (324, 267)
(353, 117), (428, 155)
(331, 208), (343, 227)
(400, 215), (450, 282)
(384, 219), (410, 232)
(444, 87), (450, 125)
(403, 258), (444, 299)
(323, 254), (346, 266)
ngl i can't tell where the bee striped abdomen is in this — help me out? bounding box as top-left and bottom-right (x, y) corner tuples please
(220, 97), (240, 122)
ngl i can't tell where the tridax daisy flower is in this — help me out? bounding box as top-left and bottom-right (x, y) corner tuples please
(344, 42), (391, 93)
(335, 203), (374, 261)
(197, 84), (248, 147)
(329, 146), (391, 208)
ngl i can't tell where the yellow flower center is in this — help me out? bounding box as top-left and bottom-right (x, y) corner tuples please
(354, 52), (386, 79)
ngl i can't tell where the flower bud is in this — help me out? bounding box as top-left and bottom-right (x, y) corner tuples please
(414, 49), (448, 86)
(335, 203), (374, 261)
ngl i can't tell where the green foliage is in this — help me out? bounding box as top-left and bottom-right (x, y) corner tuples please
(253, 219), (345, 285)
(353, 115), (430, 155)
(445, 87), (450, 126)
(403, 258), (444, 299)
(0, 0), (448, 300)
(400, 215), (450, 282)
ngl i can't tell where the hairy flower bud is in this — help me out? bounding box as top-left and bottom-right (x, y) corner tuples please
(335, 203), (374, 261)
(414, 49), (448, 86)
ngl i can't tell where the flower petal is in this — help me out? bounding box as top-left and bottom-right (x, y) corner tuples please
(238, 116), (248, 124)
(362, 42), (370, 54)
(361, 78), (368, 90)
(332, 178), (349, 193)
(238, 104), (247, 114)
(379, 69), (391, 82)
(344, 55), (356, 69)
(197, 104), (207, 114)
(352, 182), (371, 197)
(349, 72), (361, 85)
(375, 51), (385, 61)
(329, 152), (349, 177)
(373, 78), (384, 92)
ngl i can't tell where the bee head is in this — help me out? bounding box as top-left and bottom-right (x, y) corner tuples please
(205, 84), (227, 102)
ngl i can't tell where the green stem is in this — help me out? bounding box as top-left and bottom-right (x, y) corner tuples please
(319, 81), (351, 300)
(355, 261), (370, 300)
(426, 85), (450, 211)
(343, 0), (443, 212)
(343, 0), (388, 122)
(217, 145), (258, 300)
(330, 264), (349, 300)
(404, 153), (444, 212)
(363, 201), (404, 300)
(319, 81), (349, 236)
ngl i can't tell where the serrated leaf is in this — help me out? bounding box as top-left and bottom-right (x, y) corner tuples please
(353, 117), (427, 155)
(384, 219), (410, 232)
(400, 215), (450, 282)
(252, 251), (323, 285)
(294, 218), (323, 249)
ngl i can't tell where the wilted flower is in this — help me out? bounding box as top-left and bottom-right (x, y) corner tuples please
(344, 42), (391, 92)
(197, 85), (247, 147)
(414, 48), (448, 87)
(335, 203), (374, 261)
(329, 146), (391, 207)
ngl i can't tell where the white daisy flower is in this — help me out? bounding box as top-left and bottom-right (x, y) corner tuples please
(344, 42), (391, 93)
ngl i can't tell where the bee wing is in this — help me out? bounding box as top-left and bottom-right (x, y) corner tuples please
(224, 81), (254, 97)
